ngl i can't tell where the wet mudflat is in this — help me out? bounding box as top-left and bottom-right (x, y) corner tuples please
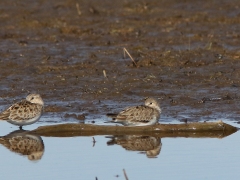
(0, 0), (240, 179)
(0, 0), (240, 123)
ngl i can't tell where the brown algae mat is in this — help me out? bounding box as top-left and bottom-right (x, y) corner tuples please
(30, 121), (238, 138)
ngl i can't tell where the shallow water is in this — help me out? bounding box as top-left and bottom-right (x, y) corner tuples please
(0, 120), (239, 180)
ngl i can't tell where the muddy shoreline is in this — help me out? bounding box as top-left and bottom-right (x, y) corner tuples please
(0, 0), (240, 124)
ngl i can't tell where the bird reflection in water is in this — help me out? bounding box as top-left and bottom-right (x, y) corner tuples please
(0, 130), (44, 161)
(106, 135), (162, 158)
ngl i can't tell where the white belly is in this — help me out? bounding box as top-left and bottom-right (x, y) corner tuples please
(7, 114), (42, 126)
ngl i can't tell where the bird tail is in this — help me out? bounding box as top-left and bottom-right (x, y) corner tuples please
(106, 136), (117, 145)
(106, 113), (118, 120)
(104, 120), (118, 124)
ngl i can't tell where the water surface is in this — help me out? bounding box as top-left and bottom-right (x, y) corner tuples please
(0, 120), (239, 180)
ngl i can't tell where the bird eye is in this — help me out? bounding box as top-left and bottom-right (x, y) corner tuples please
(31, 97), (34, 100)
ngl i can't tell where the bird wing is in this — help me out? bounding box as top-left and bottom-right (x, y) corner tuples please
(0, 100), (42, 121)
(0, 136), (42, 155)
(116, 105), (158, 123)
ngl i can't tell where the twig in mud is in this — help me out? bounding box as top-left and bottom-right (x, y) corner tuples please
(46, 56), (51, 61)
(123, 169), (129, 180)
(92, 137), (96, 147)
(103, 70), (107, 78)
(123, 48), (137, 67)
(205, 34), (214, 50)
(76, 3), (82, 16)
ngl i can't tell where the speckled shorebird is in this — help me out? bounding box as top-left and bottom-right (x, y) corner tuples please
(106, 97), (161, 126)
(0, 94), (44, 129)
(0, 130), (44, 161)
(107, 135), (162, 158)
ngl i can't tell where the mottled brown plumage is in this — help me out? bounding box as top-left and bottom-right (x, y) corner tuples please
(106, 97), (161, 126)
(0, 130), (44, 161)
(107, 135), (162, 158)
(0, 94), (44, 128)
(0, 100), (43, 121)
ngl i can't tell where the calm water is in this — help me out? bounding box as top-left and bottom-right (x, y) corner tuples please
(0, 120), (239, 180)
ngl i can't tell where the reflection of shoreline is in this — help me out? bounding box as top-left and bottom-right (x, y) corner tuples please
(106, 135), (162, 158)
(0, 130), (45, 161)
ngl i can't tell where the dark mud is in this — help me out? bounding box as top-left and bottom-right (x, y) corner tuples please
(0, 0), (240, 124)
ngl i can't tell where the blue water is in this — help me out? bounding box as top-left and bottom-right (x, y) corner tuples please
(0, 121), (239, 180)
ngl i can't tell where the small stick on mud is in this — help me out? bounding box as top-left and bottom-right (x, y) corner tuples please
(46, 56), (51, 61)
(123, 48), (137, 67)
(205, 34), (214, 50)
(103, 70), (107, 78)
(76, 3), (82, 16)
(123, 169), (129, 180)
